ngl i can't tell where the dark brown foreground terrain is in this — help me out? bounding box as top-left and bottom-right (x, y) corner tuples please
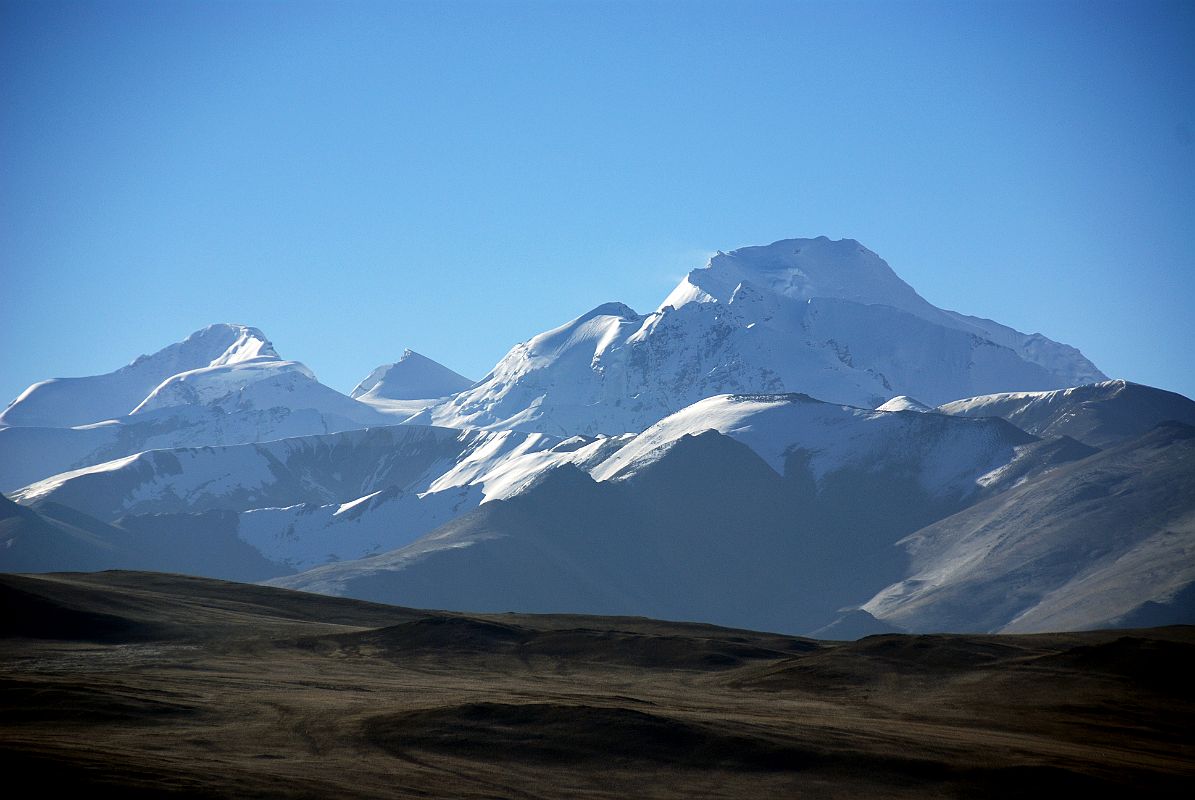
(1, 571), (1192, 798)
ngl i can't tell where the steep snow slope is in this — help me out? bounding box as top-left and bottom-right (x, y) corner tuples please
(0, 324), (276, 428)
(861, 422), (1195, 633)
(937, 379), (1195, 447)
(418, 238), (1105, 435)
(0, 325), (394, 491)
(412, 302), (647, 435)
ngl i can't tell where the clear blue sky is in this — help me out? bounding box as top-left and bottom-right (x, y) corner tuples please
(2, 0), (1193, 405)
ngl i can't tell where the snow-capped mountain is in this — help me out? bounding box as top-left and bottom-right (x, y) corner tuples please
(660, 238), (1104, 387)
(0, 324), (277, 428)
(936, 379), (1195, 447)
(4, 234), (1189, 638)
(0, 324), (396, 491)
(351, 350), (475, 419)
(415, 238), (1106, 436)
(876, 396), (933, 413)
(352, 349), (473, 402)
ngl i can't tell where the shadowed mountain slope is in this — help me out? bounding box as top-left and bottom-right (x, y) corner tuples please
(863, 422), (1195, 633)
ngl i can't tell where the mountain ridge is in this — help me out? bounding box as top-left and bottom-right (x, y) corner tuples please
(0, 324), (411, 491)
(0, 323), (278, 428)
(417, 237), (1107, 436)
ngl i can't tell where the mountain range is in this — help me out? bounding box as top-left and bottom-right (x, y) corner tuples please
(3, 236), (1191, 636)
(0, 326), (469, 491)
(413, 237), (1105, 435)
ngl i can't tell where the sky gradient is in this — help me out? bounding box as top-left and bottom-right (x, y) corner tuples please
(2, 0), (1193, 405)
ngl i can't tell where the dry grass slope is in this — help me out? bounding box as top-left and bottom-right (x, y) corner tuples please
(1, 570), (1192, 798)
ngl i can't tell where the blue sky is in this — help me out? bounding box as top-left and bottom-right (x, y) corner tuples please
(2, 0), (1193, 403)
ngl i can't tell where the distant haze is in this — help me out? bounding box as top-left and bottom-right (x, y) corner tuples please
(2, 0), (1193, 403)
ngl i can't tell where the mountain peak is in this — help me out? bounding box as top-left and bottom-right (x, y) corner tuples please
(425, 236), (1109, 435)
(876, 396), (933, 413)
(0, 322), (282, 428)
(351, 351), (473, 401)
(579, 301), (639, 322)
(659, 236), (933, 316)
(164, 323), (278, 368)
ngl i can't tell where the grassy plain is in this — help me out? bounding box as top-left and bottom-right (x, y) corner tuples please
(2, 571), (1191, 798)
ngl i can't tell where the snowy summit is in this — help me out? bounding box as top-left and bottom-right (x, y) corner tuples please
(416, 237), (1106, 436)
(351, 349), (473, 402)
